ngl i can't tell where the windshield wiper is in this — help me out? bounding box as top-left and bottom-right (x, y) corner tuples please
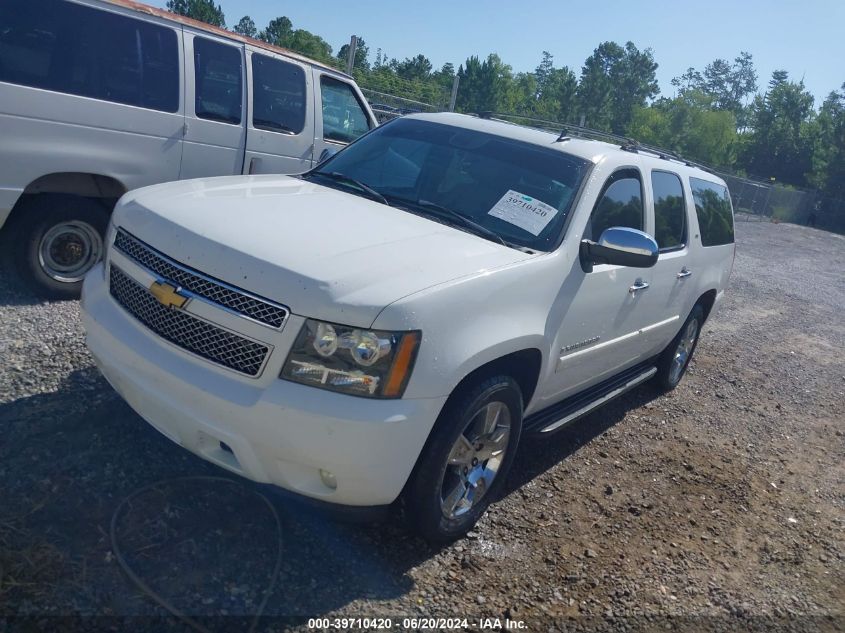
(398, 198), (508, 247)
(307, 171), (389, 206)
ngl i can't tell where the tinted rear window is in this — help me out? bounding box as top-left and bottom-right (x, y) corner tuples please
(252, 54), (306, 134)
(690, 177), (734, 246)
(652, 171), (686, 250)
(194, 37), (242, 125)
(0, 0), (179, 112)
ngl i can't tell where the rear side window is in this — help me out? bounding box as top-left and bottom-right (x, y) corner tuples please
(0, 0), (178, 112)
(690, 177), (735, 246)
(586, 169), (643, 241)
(251, 54), (306, 134)
(320, 76), (371, 143)
(651, 171), (686, 250)
(194, 37), (242, 125)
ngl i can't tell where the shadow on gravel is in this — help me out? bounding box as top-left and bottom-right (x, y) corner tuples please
(0, 369), (428, 620)
(0, 365), (659, 620)
(506, 384), (662, 495)
(0, 260), (49, 308)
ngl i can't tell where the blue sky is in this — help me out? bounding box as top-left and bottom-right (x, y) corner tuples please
(151, 0), (844, 104)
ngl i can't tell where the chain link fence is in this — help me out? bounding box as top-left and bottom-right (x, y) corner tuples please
(359, 88), (441, 123)
(716, 172), (843, 233)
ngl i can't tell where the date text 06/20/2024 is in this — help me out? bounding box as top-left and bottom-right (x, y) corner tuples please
(306, 617), (527, 630)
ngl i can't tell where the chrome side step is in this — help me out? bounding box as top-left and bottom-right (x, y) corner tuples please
(524, 365), (657, 435)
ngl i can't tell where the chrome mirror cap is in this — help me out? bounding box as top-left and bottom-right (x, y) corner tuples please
(598, 227), (659, 258)
(580, 227), (659, 271)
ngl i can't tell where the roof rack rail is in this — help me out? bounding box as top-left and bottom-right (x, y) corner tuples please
(471, 111), (713, 174)
(473, 112), (637, 147)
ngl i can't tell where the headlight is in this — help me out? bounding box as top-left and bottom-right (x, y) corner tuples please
(281, 319), (420, 398)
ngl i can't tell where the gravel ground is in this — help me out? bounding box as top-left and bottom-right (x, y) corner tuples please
(1, 220), (843, 632)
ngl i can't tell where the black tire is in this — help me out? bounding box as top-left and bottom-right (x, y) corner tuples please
(654, 304), (705, 391)
(11, 195), (109, 300)
(404, 375), (523, 543)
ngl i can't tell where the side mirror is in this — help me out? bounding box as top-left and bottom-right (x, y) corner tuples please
(580, 227), (658, 272)
(317, 147), (338, 165)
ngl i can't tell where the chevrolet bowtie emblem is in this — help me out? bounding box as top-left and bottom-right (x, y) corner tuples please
(149, 280), (189, 309)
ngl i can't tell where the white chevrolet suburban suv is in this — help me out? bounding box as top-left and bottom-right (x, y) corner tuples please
(0, 0), (375, 298)
(81, 113), (735, 541)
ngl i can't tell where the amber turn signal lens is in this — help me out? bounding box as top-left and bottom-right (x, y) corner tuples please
(382, 332), (421, 397)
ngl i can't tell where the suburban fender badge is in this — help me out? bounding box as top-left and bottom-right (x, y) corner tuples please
(561, 336), (601, 354)
(149, 280), (189, 309)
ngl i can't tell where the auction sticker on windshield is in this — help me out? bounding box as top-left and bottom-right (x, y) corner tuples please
(487, 190), (560, 236)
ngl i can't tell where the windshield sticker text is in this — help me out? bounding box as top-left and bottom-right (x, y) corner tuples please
(488, 190), (560, 236)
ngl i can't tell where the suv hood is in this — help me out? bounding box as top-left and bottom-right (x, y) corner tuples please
(113, 175), (534, 326)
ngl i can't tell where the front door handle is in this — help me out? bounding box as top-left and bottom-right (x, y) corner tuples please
(677, 267), (692, 279)
(629, 279), (650, 294)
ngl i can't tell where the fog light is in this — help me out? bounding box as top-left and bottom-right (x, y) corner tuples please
(319, 469), (337, 490)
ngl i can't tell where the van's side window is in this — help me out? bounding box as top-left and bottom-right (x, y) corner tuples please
(320, 77), (371, 143)
(651, 171), (686, 250)
(0, 0), (178, 112)
(194, 38), (242, 125)
(690, 177), (735, 246)
(585, 169), (644, 241)
(251, 54), (306, 134)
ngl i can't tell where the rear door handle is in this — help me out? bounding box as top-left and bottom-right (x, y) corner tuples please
(629, 279), (650, 294)
(677, 267), (692, 279)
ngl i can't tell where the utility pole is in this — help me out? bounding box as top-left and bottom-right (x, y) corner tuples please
(449, 75), (460, 112)
(345, 35), (358, 75)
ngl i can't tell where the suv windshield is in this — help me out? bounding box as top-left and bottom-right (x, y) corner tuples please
(308, 118), (590, 251)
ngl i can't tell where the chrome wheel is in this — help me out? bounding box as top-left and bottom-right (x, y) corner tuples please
(669, 318), (699, 384)
(38, 221), (103, 282)
(440, 401), (511, 519)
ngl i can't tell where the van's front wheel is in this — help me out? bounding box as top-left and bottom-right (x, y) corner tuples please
(404, 375), (523, 542)
(12, 195), (109, 299)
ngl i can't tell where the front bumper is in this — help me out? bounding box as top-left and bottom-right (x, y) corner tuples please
(81, 263), (447, 506)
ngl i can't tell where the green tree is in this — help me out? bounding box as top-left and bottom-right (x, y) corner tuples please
(809, 84), (845, 200)
(534, 51), (555, 98)
(577, 41), (658, 133)
(672, 52), (758, 128)
(166, 0), (225, 28)
(541, 67), (578, 123)
(628, 93), (737, 167)
(742, 71), (815, 186)
(455, 54), (518, 114)
(258, 17), (333, 63)
(286, 29), (333, 62)
(337, 38), (370, 71)
(232, 15), (256, 38)
(393, 54), (433, 82)
(258, 17), (293, 46)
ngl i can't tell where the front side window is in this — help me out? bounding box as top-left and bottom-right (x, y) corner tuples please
(320, 76), (371, 143)
(308, 118), (590, 251)
(690, 177), (734, 246)
(251, 54), (306, 134)
(585, 170), (644, 241)
(651, 171), (686, 250)
(194, 37), (242, 124)
(0, 0), (178, 112)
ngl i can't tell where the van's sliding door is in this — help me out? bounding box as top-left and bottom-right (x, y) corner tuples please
(243, 48), (315, 175)
(180, 31), (246, 179)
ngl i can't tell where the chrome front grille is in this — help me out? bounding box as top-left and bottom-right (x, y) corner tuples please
(113, 229), (288, 328)
(109, 265), (270, 377)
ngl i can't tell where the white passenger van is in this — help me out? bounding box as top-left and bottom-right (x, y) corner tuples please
(81, 113), (735, 541)
(0, 0), (376, 297)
